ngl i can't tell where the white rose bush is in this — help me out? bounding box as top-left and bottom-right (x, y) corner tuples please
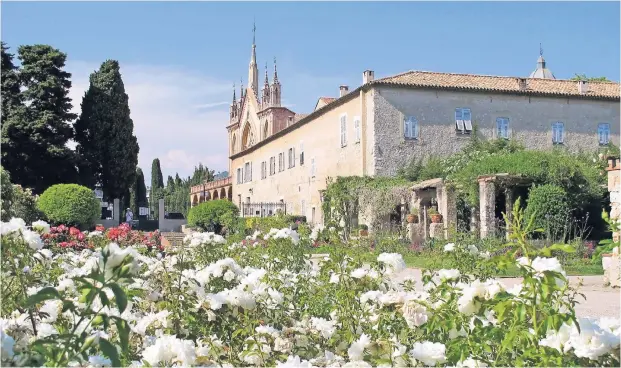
(1, 207), (620, 367)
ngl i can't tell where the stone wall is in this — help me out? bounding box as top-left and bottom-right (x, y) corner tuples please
(608, 157), (621, 242)
(372, 86), (620, 177)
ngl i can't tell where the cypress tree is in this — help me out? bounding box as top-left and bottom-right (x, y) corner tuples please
(130, 167), (147, 216)
(150, 158), (164, 218)
(74, 60), (139, 199)
(1, 44), (78, 193)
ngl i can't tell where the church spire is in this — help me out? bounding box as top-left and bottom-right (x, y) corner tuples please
(248, 20), (259, 94)
(273, 56), (279, 83)
(264, 61), (270, 88)
(232, 83), (236, 103)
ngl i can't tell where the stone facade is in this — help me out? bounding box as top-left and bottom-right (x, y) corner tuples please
(372, 86), (620, 177)
(190, 177), (232, 205)
(191, 35), (620, 226)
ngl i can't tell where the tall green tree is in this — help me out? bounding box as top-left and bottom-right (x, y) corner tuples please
(1, 44), (78, 194)
(166, 175), (175, 192)
(74, 60), (139, 199)
(130, 167), (148, 216)
(150, 158), (164, 218)
(1, 42), (22, 119)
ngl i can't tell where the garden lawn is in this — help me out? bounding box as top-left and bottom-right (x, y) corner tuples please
(312, 246), (604, 276)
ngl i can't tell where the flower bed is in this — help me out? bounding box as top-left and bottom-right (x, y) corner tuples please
(1, 218), (620, 367)
(39, 222), (162, 252)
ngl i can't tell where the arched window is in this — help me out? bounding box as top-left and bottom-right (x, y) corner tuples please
(263, 121), (269, 140)
(242, 123), (252, 150)
(231, 134), (237, 154)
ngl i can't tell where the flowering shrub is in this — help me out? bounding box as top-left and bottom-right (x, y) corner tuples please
(39, 223), (161, 252)
(1, 210), (620, 367)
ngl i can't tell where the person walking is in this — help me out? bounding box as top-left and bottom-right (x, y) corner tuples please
(126, 208), (133, 228)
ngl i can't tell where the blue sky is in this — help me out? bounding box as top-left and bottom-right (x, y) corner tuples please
(3, 1), (619, 183)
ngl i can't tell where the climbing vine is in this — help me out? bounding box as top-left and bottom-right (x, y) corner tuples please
(323, 176), (411, 239)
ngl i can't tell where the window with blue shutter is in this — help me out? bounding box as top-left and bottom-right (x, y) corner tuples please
(455, 108), (464, 131)
(404, 116), (419, 139)
(496, 117), (509, 139)
(598, 123), (610, 145)
(455, 108), (472, 133)
(552, 122), (564, 144)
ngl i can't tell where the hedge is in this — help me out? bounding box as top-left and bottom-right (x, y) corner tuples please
(187, 200), (239, 233)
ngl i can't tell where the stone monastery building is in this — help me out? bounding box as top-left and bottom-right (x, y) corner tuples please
(191, 32), (620, 225)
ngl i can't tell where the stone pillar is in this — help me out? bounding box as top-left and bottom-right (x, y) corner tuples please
(159, 199), (165, 230)
(113, 198), (120, 225)
(470, 207), (480, 237)
(607, 157), (620, 242)
(505, 188), (514, 239)
(479, 179), (496, 238)
(439, 186), (457, 238)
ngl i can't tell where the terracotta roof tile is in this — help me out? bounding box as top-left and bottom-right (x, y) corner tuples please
(371, 70), (620, 99)
(319, 97), (336, 104)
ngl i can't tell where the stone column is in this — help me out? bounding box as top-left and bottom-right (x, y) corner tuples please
(439, 186), (457, 238)
(159, 199), (165, 231)
(469, 206), (479, 237)
(479, 179), (496, 238)
(607, 157), (621, 242)
(113, 198), (120, 225)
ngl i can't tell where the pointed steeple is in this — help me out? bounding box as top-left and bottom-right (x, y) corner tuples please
(248, 21), (259, 94)
(232, 83), (236, 103)
(262, 62), (270, 109)
(270, 57), (281, 107)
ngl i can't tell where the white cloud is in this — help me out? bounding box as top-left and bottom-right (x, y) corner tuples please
(67, 61), (232, 184)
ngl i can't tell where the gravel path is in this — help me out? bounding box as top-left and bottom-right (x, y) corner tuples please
(395, 268), (620, 319)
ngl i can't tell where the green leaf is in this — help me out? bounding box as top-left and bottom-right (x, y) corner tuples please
(26, 286), (61, 307)
(112, 317), (130, 352)
(98, 338), (121, 367)
(99, 290), (110, 308)
(108, 283), (128, 314)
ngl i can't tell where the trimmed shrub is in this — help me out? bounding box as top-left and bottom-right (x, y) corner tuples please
(37, 184), (100, 229)
(187, 200), (239, 233)
(524, 184), (571, 239)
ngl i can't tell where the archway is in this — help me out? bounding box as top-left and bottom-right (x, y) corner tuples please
(241, 122), (253, 151)
(220, 188), (226, 199)
(205, 191), (211, 201)
(199, 195), (205, 204)
(227, 187), (232, 201)
(192, 195), (198, 207)
(263, 121), (269, 140)
(213, 190), (220, 200)
(231, 134), (237, 155)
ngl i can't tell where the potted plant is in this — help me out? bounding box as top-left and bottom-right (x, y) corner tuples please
(406, 207), (419, 224)
(428, 207), (442, 223)
(359, 224), (369, 237)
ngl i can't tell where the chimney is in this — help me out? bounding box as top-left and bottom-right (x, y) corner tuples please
(517, 78), (527, 91)
(578, 80), (589, 94)
(339, 85), (349, 97)
(363, 70), (375, 84)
